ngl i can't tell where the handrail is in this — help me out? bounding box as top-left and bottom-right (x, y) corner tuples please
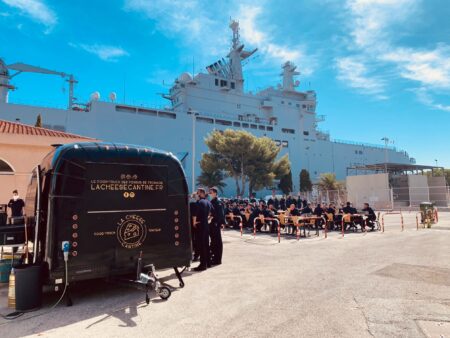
(381, 211), (404, 232)
(415, 212), (422, 230)
(226, 214), (243, 237)
(253, 217), (281, 242)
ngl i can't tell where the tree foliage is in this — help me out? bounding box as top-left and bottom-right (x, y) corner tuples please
(201, 129), (291, 196)
(317, 173), (344, 192)
(196, 169), (226, 193)
(299, 169), (312, 192)
(35, 114), (42, 128)
(278, 170), (293, 195)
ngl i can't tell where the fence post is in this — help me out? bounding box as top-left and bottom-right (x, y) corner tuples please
(390, 188), (394, 210)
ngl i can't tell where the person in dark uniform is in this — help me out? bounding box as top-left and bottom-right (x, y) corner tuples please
(8, 190), (25, 220)
(189, 193), (200, 261)
(194, 188), (213, 271)
(343, 202), (357, 214)
(301, 203), (313, 215)
(362, 203), (376, 231)
(209, 187), (224, 265)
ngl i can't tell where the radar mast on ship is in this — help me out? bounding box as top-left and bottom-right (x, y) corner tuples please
(205, 20), (257, 92)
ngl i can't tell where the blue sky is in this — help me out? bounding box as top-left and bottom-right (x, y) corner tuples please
(1, 0), (449, 167)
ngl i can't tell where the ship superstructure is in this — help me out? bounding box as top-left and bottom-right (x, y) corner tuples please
(0, 20), (414, 196)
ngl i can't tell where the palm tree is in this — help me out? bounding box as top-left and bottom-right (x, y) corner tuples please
(196, 170), (226, 193)
(317, 173), (343, 191)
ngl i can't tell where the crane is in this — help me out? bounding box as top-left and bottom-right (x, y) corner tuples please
(6, 61), (77, 109)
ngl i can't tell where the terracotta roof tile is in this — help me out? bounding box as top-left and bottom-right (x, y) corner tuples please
(0, 119), (96, 140)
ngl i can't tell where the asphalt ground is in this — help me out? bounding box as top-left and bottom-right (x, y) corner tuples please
(0, 212), (449, 337)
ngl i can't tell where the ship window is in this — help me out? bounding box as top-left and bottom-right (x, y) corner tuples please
(258, 125), (265, 130)
(303, 131), (309, 136)
(237, 104), (241, 109)
(220, 80), (227, 87)
(359, 150), (363, 154)
(282, 128), (295, 134)
(230, 82), (235, 89)
(250, 124), (257, 129)
(242, 123), (249, 128)
(296, 104), (300, 108)
(233, 122), (241, 127)
(281, 101), (285, 104)
(197, 117), (214, 124)
(288, 102), (292, 105)
(282, 141), (288, 147)
(216, 119), (232, 126)
(116, 105), (137, 113)
(138, 108), (157, 116)
(158, 111), (177, 119)
(267, 126), (273, 132)
(215, 79), (219, 86)
(53, 125), (66, 132)
(355, 150), (358, 154)
(302, 104), (306, 108)
(275, 140), (281, 146)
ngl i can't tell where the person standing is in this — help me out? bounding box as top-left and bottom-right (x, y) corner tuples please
(194, 188), (213, 271)
(189, 193), (200, 261)
(8, 190), (25, 221)
(209, 187), (224, 265)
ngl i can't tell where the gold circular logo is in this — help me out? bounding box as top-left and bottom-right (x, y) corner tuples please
(123, 192), (130, 198)
(129, 192), (135, 198)
(117, 215), (147, 249)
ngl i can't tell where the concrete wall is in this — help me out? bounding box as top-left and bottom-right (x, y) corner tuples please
(428, 176), (448, 207)
(346, 173), (391, 209)
(408, 175), (429, 206)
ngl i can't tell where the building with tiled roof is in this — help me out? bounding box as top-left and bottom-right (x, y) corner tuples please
(0, 119), (99, 205)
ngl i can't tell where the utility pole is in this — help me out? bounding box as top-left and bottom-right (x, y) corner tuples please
(381, 137), (389, 173)
(191, 112), (199, 192)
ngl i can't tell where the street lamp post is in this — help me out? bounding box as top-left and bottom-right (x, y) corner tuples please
(381, 137), (389, 173)
(191, 112), (199, 192)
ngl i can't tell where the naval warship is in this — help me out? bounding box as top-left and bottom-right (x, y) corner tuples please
(0, 20), (414, 196)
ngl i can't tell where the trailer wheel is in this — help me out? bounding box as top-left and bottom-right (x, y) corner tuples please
(158, 286), (171, 300)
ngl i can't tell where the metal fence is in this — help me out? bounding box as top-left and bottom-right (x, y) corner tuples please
(347, 186), (449, 209)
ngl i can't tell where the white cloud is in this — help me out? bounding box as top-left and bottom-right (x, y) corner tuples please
(124, 0), (313, 76)
(412, 87), (450, 112)
(1, 0), (57, 29)
(338, 0), (450, 111)
(381, 46), (450, 89)
(347, 0), (418, 48)
(69, 43), (129, 62)
(336, 57), (387, 98)
(239, 4), (309, 74)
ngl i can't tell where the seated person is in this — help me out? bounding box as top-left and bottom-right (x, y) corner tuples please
(313, 203), (324, 216)
(362, 203), (376, 230)
(300, 203), (313, 215)
(342, 202), (357, 215)
(286, 203), (300, 216)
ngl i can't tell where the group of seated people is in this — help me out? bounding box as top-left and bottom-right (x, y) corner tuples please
(222, 196), (378, 234)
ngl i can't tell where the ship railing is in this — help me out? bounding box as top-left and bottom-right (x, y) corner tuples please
(332, 138), (398, 151)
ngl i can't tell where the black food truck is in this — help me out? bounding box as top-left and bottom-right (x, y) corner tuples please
(2, 142), (192, 306)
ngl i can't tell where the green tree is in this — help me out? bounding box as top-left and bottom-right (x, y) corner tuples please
(278, 169), (293, 195)
(35, 114), (42, 128)
(196, 169), (226, 193)
(201, 129), (290, 196)
(317, 173), (344, 191)
(299, 169), (312, 192)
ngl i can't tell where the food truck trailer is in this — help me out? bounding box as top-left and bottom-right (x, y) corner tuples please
(1, 142), (192, 305)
